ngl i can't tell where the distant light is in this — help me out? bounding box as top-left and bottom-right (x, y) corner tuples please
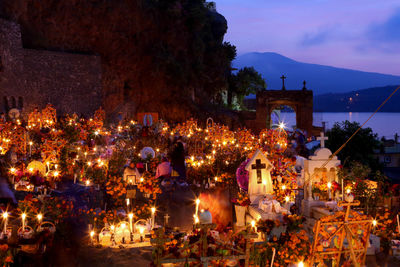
(372, 220), (377, 226)
(285, 196), (290, 202)
(279, 122), (286, 130)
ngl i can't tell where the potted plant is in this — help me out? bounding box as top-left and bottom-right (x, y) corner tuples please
(232, 191), (250, 227)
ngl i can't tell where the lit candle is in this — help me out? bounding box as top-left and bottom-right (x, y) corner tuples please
(90, 230), (95, 244)
(372, 219), (377, 227)
(327, 182), (332, 199)
(128, 213), (133, 233)
(29, 141), (33, 156)
(21, 213), (26, 233)
(195, 198), (200, 217)
(2, 212), (8, 235)
(139, 226), (144, 242)
(151, 207), (156, 229)
(251, 220), (257, 232)
(37, 214), (43, 223)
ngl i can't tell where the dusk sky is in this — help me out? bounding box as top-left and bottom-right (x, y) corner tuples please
(216, 0), (400, 76)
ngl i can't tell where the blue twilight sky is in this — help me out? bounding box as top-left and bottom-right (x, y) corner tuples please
(215, 0), (400, 75)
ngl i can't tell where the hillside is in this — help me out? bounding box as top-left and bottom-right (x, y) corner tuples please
(314, 85), (400, 112)
(234, 52), (400, 95)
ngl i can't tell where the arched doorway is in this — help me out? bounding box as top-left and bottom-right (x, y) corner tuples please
(270, 104), (296, 131)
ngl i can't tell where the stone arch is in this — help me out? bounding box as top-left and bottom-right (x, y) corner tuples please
(253, 87), (321, 135)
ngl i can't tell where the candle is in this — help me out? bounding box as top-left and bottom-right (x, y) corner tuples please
(21, 213), (26, 233)
(29, 141), (33, 156)
(90, 231), (95, 244)
(397, 214), (400, 234)
(128, 213), (133, 233)
(251, 220), (257, 232)
(195, 198), (200, 216)
(74, 173), (77, 184)
(2, 212), (8, 235)
(341, 180), (344, 201)
(139, 226), (144, 242)
(327, 182), (332, 199)
(151, 207), (156, 229)
(37, 214), (43, 223)
(270, 247), (276, 267)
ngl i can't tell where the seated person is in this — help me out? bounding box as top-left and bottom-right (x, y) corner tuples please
(156, 157), (172, 179)
(123, 161), (140, 185)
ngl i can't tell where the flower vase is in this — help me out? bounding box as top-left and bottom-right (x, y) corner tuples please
(144, 193), (150, 198)
(235, 205), (246, 227)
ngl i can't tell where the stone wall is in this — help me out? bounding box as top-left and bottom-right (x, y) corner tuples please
(0, 18), (102, 117)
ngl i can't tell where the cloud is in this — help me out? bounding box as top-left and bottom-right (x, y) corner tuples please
(367, 8), (400, 42)
(300, 29), (331, 46)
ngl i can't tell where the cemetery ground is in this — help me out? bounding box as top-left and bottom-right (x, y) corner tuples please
(1, 106), (400, 266)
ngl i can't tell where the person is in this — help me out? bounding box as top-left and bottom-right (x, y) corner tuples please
(170, 142), (186, 179)
(123, 161), (140, 185)
(5, 145), (17, 165)
(156, 157), (171, 179)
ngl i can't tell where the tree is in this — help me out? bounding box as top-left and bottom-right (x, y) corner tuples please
(326, 121), (382, 171)
(227, 67), (266, 108)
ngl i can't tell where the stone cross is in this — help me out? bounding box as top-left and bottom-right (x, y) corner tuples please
(317, 132), (328, 148)
(164, 214), (170, 226)
(280, 75), (286, 90)
(251, 159), (266, 184)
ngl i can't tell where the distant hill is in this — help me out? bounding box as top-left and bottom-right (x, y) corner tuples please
(234, 52), (400, 95)
(314, 85), (400, 112)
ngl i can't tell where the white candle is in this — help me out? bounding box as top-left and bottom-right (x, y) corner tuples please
(270, 247), (276, 267)
(29, 141), (32, 156)
(74, 174), (77, 184)
(2, 212), (8, 235)
(341, 181), (344, 201)
(128, 213), (133, 233)
(397, 214), (400, 234)
(21, 213), (26, 233)
(327, 182), (332, 200)
(151, 207), (156, 229)
(195, 198), (200, 216)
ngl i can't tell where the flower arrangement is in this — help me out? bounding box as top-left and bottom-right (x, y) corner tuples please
(105, 176), (127, 206)
(137, 171), (162, 199)
(283, 214), (305, 233)
(0, 244), (13, 266)
(232, 191), (250, 206)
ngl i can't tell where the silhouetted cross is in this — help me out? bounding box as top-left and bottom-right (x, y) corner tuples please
(252, 159), (266, 184)
(280, 75), (286, 90)
(303, 80), (307, 90)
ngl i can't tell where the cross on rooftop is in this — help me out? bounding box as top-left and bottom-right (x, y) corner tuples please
(302, 80), (307, 90)
(317, 132), (328, 148)
(164, 213), (170, 226)
(251, 159), (266, 184)
(280, 75), (286, 90)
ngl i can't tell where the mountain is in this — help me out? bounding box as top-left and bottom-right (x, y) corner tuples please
(314, 85), (400, 112)
(234, 52), (400, 95)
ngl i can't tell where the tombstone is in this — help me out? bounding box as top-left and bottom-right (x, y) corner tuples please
(245, 149), (274, 203)
(301, 133), (341, 217)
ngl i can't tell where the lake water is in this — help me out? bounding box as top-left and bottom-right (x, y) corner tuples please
(274, 112), (400, 138)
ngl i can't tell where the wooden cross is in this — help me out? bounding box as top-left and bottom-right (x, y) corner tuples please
(317, 132), (328, 148)
(252, 159), (266, 184)
(280, 75), (286, 90)
(310, 200), (373, 267)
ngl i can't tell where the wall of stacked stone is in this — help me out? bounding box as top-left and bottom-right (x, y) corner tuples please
(0, 18), (102, 117)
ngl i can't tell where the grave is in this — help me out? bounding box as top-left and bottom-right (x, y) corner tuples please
(302, 133), (341, 220)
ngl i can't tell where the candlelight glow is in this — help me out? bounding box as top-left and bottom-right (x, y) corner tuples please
(90, 231), (95, 237)
(372, 219), (377, 226)
(128, 213), (133, 219)
(285, 196), (290, 202)
(298, 261), (304, 267)
(10, 167), (16, 174)
(151, 207), (156, 214)
(346, 188), (351, 194)
(37, 214), (43, 221)
(278, 122), (286, 130)
(22, 213), (26, 220)
(2, 212), (8, 219)
(327, 182), (332, 189)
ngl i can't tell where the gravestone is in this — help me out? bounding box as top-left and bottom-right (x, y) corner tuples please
(245, 149), (274, 203)
(302, 133), (341, 217)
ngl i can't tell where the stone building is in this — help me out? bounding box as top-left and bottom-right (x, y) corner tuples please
(0, 18), (102, 117)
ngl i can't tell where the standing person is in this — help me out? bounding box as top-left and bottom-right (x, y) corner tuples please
(156, 157), (171, 179)
(170, 142), (186, 180)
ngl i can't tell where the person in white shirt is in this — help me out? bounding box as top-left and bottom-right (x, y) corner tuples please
(123, 162), (141, 185)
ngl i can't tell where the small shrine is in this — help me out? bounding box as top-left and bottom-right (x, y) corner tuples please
(245, 149), (274, 203)
(302, 132), (341, 218)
